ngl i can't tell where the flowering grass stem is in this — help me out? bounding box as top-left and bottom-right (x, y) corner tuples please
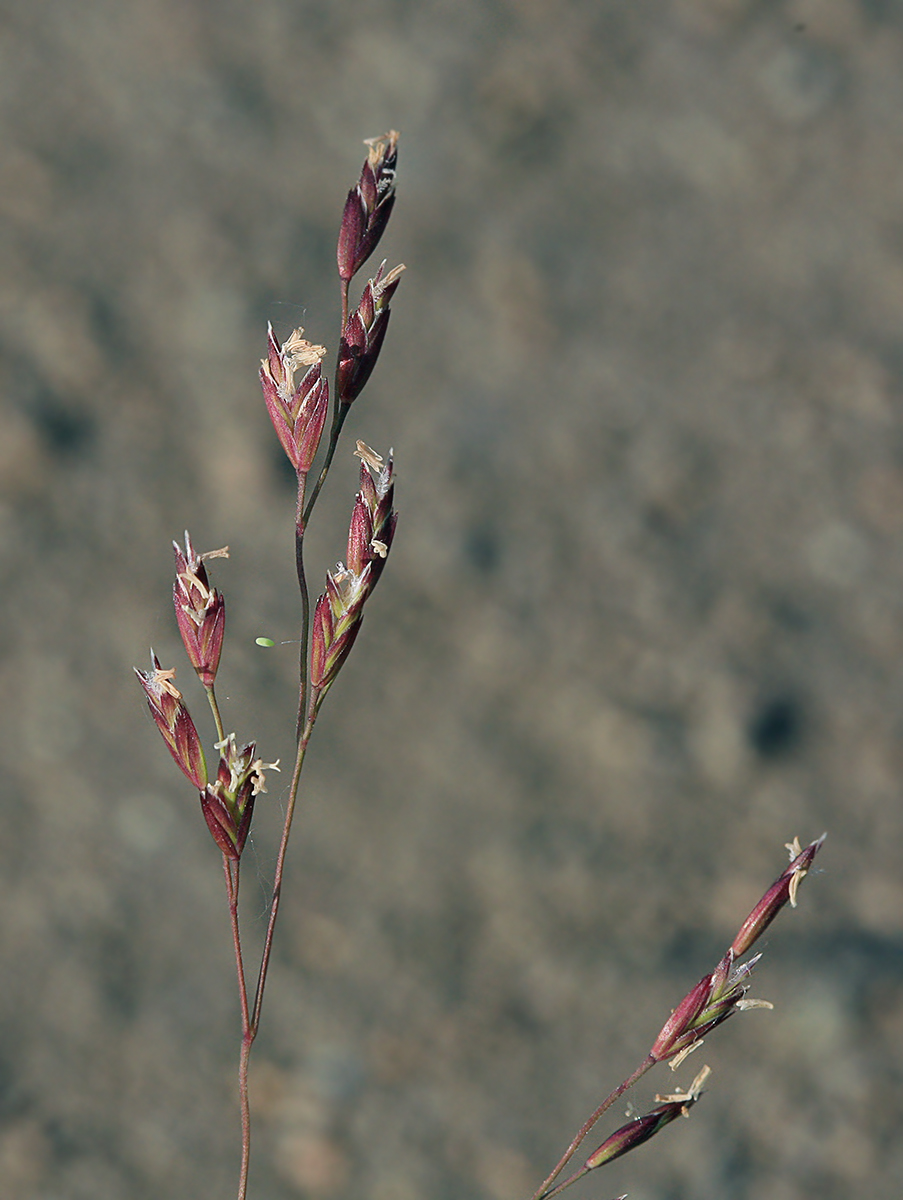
(528, 835), (824, 1200)
(135, 131), (825, 1200)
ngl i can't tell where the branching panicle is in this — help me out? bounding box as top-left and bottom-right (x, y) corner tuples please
(135, 133), (825, 1200)
(136, 132), (403, 1200)
(531, 834), (825, 1200)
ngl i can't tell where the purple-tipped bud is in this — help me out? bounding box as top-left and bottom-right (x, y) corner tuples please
(259, 325), (329, 474)
(337, 262), (405, 404)
(172, 533), (228, 688)
(584, 1067), (709, 1172)
(199, 733), (278, 860)
(337, 131), (398, 281)
(731, 834), (826, 957)
(584, 1105), (684, 1171)
(135, 653), (208, 790)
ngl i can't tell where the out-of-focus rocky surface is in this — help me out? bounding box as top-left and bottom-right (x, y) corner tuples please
(0, 1), (900, 1197)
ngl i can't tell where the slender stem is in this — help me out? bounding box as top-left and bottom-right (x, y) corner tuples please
(302, 404), (351, 527)
(302, 277), (351, 527)
(294, 476), (309, 742)
(223, 856), (252, 1200)
(229, 476), (313, 1197)
(250, 707), (317, 1034)
(235, 560), (318, 1196)
(224, 857), (251, 1035)
(538, 1166), (591, 1200)
(206, 683), (227, 745)
(236, 1033), (253, 1200)
(531, 1055), (655, 1200)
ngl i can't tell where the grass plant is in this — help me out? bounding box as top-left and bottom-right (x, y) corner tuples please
(136, 133), (825, 1200)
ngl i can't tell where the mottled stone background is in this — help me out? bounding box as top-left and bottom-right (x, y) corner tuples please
(0, 1), (900, 1198)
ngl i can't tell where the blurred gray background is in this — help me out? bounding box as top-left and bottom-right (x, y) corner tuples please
(0, 1), (900, 1197)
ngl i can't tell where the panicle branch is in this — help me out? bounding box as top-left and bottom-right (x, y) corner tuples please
(532, 835), (826, 1200)
(649, 833), (825, 1068)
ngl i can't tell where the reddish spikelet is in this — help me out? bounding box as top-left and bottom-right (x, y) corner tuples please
(172, 533), (228, 688)
(583, 1068), (710, 1172)
(650, 950), (766, 1065)
(731, 834), (826, 957)
(259, 325), (329, 474)
(350, 442), (396, 588)
(649, 971), (713, 1062)
(584, 1108), (681, 1170)
(337, 262), (405, 404)
(135, 653), (208, 790)
(199, 733), (278, 860)
(309, 585), (364, 692)
(308, 443), (396, 695)
(649, 836), (824, 1068)
(337, 132), (399, 281)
